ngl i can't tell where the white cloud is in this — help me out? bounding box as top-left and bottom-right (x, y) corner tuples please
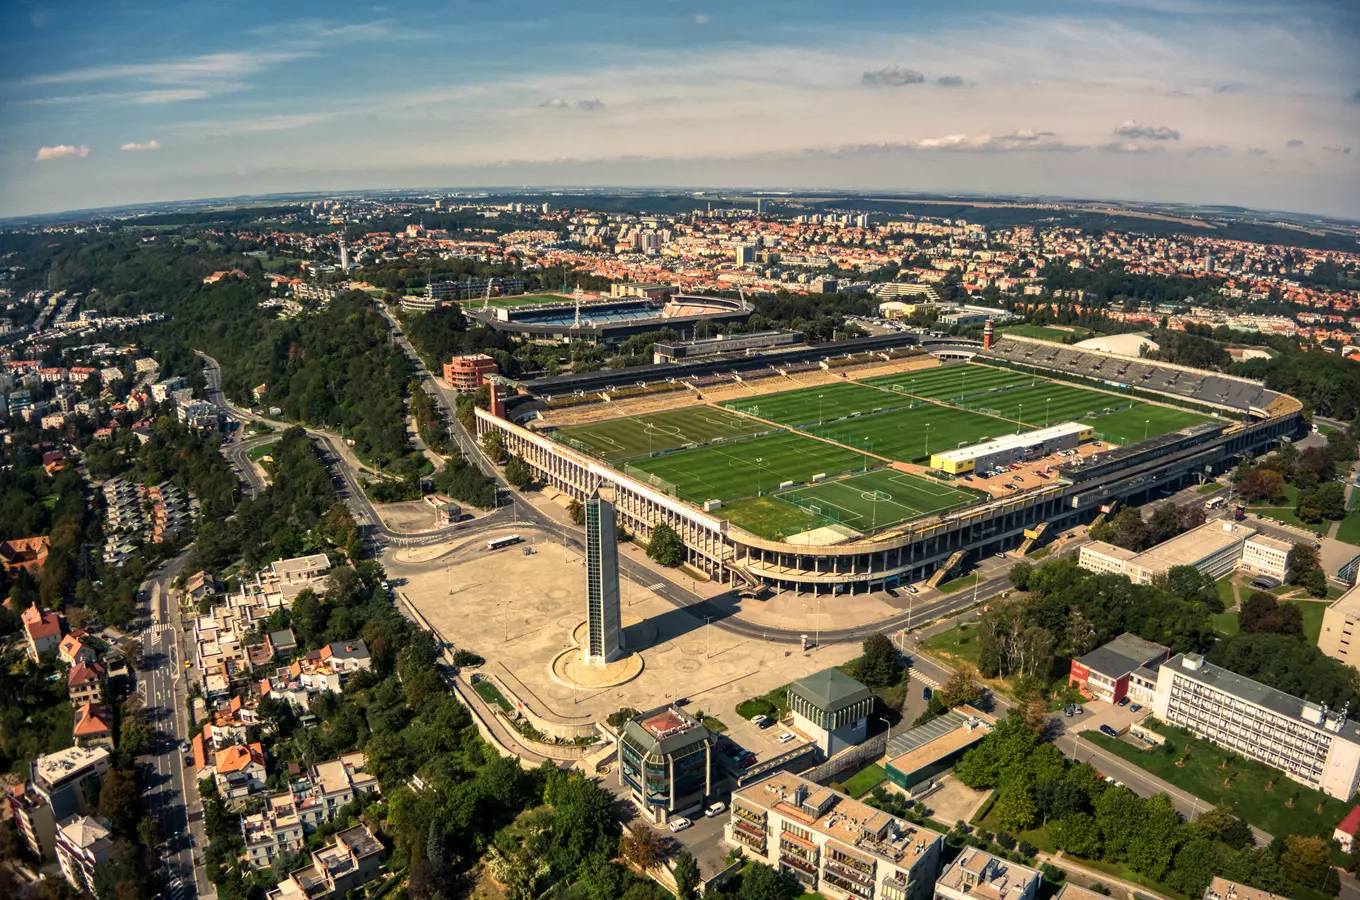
(575, 99), (605, 111)
(862, 65), (925, 86)
(539, 97), (568, 108)
(915, 130), (1077, 152)
(35, 144), (89, 161)
(693, 13), (710, 25)
(1113, 120), (1180, 140)
(24, 51), (306, 87)
(1099, 140), (1161, 153)
(120, 140), (161, 152)
(1187, 145), (1228, 156)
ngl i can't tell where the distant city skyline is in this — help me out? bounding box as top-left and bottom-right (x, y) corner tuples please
(1, 0), (1357, 219)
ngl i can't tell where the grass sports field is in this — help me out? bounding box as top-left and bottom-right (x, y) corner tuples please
(778, 469), (980, 531)
(626, 431), (867, 503)
(808, 404), (1017, 462)
(454, 293), (573, 308)
(720, 382), (915, 426)
(1080, 404), (1214, 446)
(957, 382), (1132, 427)
(861, 365), (1036, 400)
(554, 406), (769, 462)
(998, 323), (1102, 342)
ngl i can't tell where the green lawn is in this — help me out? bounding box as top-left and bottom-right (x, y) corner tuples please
(862, 364), (1037, 400)
(555, 405), (770, 462)
(840, 763), (886, 799)
(997, 323), (1100, 342)
(472, 679), (512, 713)
(454, 293), (573, 308)
(1081, 404), (1215, 447)
(938, 574), (981, 594)
(963, 381), (1135, 428)
(1210, 611), (1241, 636)
(718, 495), (828, 540)
(627, 431), (868, 503)
(1197, 482), (1224, 494)
(769, 469), (982, 535)
(921, 623), (983, 667)
(1082, 725), (1351, 839)
(1246, 486), (1329, 535)
(721, 381), (916, 427)
(736, 686), (790, 721)
(1026, 546), (1052, 560)
(1295, 600), (1328, 645)
(247, 441), (277, 461)
(807, 403), (1021, 463)
(1337, 509), (1360, 547)
(701, 716), (728, 734)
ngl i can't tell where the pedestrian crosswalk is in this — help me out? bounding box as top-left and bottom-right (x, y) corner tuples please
(912, 670), (943, 689)
(645, 582), (665, 591)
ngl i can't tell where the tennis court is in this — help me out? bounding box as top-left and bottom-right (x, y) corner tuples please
(807, 404), (1019, 463)
(861, 365), (1036, 400)
(554, 405), (770, 462)
(720, 381), (915, 426)
(626, 431), (868, 503)
(1080, 404), (1215, 446)
(777, 469), (982, 532)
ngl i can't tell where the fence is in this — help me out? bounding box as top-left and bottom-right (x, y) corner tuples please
(621, 463), (680, 497)
(803, 735), (888, 785)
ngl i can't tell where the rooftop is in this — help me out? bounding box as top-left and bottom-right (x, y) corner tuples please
(789, 667), (872, 713)
(885, 706), (994, 775)
(1075, 633), (1169, 679)
(932, 421), (1090, 465)
(1136, 520), (1257, 570)
(621, 705), (714, 757)
(1329, 584), (1360, 621)
(732, 772), (941, 870)
(1203, 877), (1289, 900)
(937, 847), (1041, 900)
(34, 745), (109, 789)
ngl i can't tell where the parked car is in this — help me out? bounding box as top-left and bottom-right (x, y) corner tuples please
(905, 585), (919, 595)
(1074, 705), (1084, 715)
(1099, 724), (1119, 737)
(705, 802), (727, 817)
(1117, 697), (1130, 707)
(739, 755), (758, 768)
(669, 818), (692, 832)
(1130, 703), (1143, 713)
(750, 714), (770, 727)
(778, 733), (795, 744)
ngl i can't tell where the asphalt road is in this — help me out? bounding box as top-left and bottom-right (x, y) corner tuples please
(137, 548), (210, 900)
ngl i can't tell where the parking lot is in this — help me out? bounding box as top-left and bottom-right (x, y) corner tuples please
(1066, 696), (1152, 738)
(964, 440), (1108, 499)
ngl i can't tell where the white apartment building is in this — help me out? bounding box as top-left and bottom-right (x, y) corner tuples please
(56, 815), (113, 896)
(242, 752), (379, 869)
(1239, 534), (1292, 584)
(1319, 584), (1360, 669)
(934, 847), (1041, 900)
(725, 773), (943, 900)
(1078, 521), (1258, 585)
(1153, 653), (1360, 800)
(1202, 877), (1286, 900)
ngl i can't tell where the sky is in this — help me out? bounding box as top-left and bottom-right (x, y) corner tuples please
(1, 0), (1358, 220)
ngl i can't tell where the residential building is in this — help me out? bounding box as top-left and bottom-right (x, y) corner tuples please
(1053, 886), (1111, 900)
(584, 492), (622, 666)
(265, 824), (386, 900)
(1334, 805), (1360, 853)
(1239, 534), (1292, 584)
(7, 746), (112, 858)
(787, 667), (873, 757)
(1078, 521), (1259, 585)
(1202, 877), (1288, 900)
(6, 783), (58, 860)
(55, 815), (114, 896)
(270, 553), (331, 585)
(1068, 633), (1170, 703)
(243, 752), (379, 868)
(442, 354), (499, 392)
(67, 661), (106, 706)
(58, 633), (96, 667)
(22, 602), (63, 661)
(1153, 653), (1360, 800)
(882, 706), (993, 792)
(1319, 583), (1360, 669)
(618, 705), (715, 824)
(214, 742), (269, 802)
(725, 772), (944, 900)
(934, 847), (1041, 900)
(73, 703), (115, 750)
(1, 535), (50, 573)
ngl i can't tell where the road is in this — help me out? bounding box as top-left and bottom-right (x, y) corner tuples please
(137, 548), (210, 900)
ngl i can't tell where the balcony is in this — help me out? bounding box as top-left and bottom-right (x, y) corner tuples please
(732, 828), (766, 851)
(735, 819), (766, 841)
(734, 805), (767, 826)
(824, 858), (875, 888)
(780, 853), (818, 877)
(823, 868), (874, 899)
(780, 860), (818, 889)
(827, 846), (874, 875)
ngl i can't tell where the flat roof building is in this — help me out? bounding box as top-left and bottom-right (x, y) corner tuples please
(1079, 520), (1258, 585)
(1202, 877), (1289, 900)
(442, 354), (499, 393)
(930, 422), (1091, 476)
(725, 771), (944, 900)
(1320, 584), (1360, 670)
(1068, 633), (1170, 704)
(787, 667), (873, 757)
(1153, 653), (1360, 800)
(934, 846), (1041, 900)
(617, 705), (716, 824)
(883, 706), (994, 792)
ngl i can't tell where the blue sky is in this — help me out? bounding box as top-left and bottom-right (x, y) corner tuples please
(1, 0), (1358, 218)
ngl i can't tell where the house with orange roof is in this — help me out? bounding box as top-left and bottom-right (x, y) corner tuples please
(22, 603), (63, 661)
(2, 536), (51, 574)
(214, 742), (268, 802)
(72, 704), (114, 751)
(67, 661), (106, 706)
(58, 633), (95, 667)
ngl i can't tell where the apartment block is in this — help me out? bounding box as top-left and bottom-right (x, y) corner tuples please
(6, 746), (111, 858)
(725, 773), (943, 900)
(1319, 584), (1360, 669)
(1202, 877), (1288, 900)
(55, 815), (113, 896)
(1153, 653), (1360, 800)
(265, 824), (386, 900)
(934, 847), (1041, 900)
(1239, 534), (1292, 584)
(1078, 521), (1257, 585)
(242, 752), (380, 868)
(442, 353), (499, 392)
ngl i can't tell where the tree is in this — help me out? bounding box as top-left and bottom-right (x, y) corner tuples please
(1109, 507), (1149, 551)
(137, 815), (161, 849)
(1327, 428), (1358, 464)
(97, 770), (141, 838)
(1281, 835), (1333, 892)
(1286, 542), (1327, 597)
(567, 499), (584, 525)
(1009, 562), (1034, 591)
(1237, 468), (1286, 504)
(858, 633), (900, 687)
(1051, 812), (1102, 859)
(1317, 481), (1347, 520)
(738, 862), (798, 900)
(121, 639), (143, 670)
(1126, 794), (1180, 881)
(482, 430), (507, 463)
(1148, 502), (1184, 545)
(993, 786), (1037, 832)
(646, 524), (685, 567)
(619, 827), (661, 870)
(1238, 592), (1303, 636)
(674, 850), (700, 900)
(504, 456), (534, 490)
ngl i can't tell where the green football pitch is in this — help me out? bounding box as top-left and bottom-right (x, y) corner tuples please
(453, 293), (572, 308)
(861, 365), (1037, 400)
(776, 469), (981, 532)
(625, 431), (868, 503)
(1081, 404), (1215, 446)
(955, 382), (1133, 427)
(807, 404), (1019, 463)
(554, 406), (770, 462)
(720, 381), (914, 426)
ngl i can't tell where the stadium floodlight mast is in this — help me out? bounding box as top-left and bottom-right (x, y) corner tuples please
(1017, 403), (1024, 434)
(1046, 397), (1051, 427)
(818, 393), (824, 426)
(1145, 419), (1151, 441)
(924, 423), (932, 458)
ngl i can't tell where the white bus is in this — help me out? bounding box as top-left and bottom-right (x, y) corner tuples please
(1204, 497), (1226, 511)
(486, 534), (523, 551)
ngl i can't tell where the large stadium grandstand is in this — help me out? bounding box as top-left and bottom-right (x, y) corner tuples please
(476, 333), (1301, 595)
(468, 292), (752, 344)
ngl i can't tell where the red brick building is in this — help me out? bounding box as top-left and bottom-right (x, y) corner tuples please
(442, 354), (498, 393)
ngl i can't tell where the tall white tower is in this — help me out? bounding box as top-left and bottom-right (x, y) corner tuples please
(339, 239), (350, 271)
(583, 491), (623, 666)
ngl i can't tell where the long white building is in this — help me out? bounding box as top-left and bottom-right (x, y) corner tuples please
(1078, 520), (1283, 585)
(1153, 653), (1360, 800)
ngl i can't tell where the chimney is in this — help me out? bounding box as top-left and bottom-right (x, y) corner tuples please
(982, 319), (995, 350)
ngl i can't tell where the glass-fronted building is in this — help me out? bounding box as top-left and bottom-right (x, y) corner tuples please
(617, 706), (715, 824)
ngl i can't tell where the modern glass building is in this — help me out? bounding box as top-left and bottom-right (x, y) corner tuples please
(584, 493), (622, 665)
(617, 706), (716, 824)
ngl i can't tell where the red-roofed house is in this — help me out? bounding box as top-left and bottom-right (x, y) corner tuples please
(67, 662), (106, 706)
(1336, 806), (1360, 853)
(58, 633), (95, 667)
(215, 742), (268, 801)
(22, 603), (63, 661)
(2, 536), (51, 574)
(73, 703), (114, 751)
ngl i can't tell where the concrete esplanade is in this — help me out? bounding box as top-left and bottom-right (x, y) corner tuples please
(477, 335), (1301, 596)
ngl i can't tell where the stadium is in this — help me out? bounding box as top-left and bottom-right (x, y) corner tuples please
(467, 292), (752, 344)
(474, 334), (1301, 595)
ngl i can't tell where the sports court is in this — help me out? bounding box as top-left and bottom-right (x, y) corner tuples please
(1080, 404), (1214, 446)
(861, 365), (1036, 400)
(956, 382), (1132, 427)
(720, 381), (915, 426)
(554, 405), (770, 462)
(626, 431), (868, 503)
(776, 469), (981, 532)
(807, 404), (1019, 463)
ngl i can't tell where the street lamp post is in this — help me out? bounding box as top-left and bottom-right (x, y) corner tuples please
(1018, 403), (1024, 433)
